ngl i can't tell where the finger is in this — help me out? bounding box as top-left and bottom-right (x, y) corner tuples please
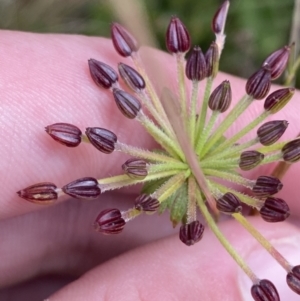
(0, 192), (177, 288)
(48, 217), (300, 301)
(0, 31), (157, 219)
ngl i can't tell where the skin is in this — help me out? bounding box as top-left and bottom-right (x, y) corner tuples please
(0, 31), (300, 300)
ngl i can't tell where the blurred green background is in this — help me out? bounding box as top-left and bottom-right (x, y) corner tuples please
(0, 0), (298, 87)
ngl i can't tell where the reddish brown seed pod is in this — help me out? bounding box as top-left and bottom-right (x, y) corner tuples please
(257, 120), (288, 146)
(179, 221), (204, 246)
(122, 158), (148, 179)
(282, 139), (300, 163)
(212, 0), (230, 34)
(252, 176), (283, 197)
(94, 208), (126, 235)
(134, 194), (160, 212)
(185, 46), (207, 81)
(118, 63), (145, 92)
(62, 177), (101, 199)
(113, 88), (141, 119)
(111, 23), (138, 57)
(17, 182), (58, 204)
(166, 16), (191, 53)
(88, 59), (118, 89)
(259, 197), (290, 223)
(264, 87), (295, 113)
(239, 150), (264, 171)
(45, 123), (82, 147)
(208, 80), (232, 113)
(85, 127), (117, 154)
(263, 45), (290, 80)
(251, 279), (280, 301)
(216, 192), (242, 214)
(287, 265), (300, 295)
(246, 64), (271, 100)
(205, 41), (219, 78)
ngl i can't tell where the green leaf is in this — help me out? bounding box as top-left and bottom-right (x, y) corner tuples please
(141, 177), (170, 195)
(170, 182), (188, 227)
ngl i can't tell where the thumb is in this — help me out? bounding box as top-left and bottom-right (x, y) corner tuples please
(49, 217), (300, 301)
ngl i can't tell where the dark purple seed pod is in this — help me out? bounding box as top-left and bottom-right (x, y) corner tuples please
(122, 158), (148, 179)
(185, 46), (207, 81)
(246, 64), (271, 100)
(113, 88), (141, 119)
(166, 16), (191, 53)
(264, 87), (295, 114)
(252, 176), (283, 197)
(263, 45), (290, 80)
(88, 59), (118, 89)
(111, 23), (138, 57)
(85, 127), (117, 154)
(62, 177), (101, 199)
(239, 151), (264, 171)
(212, 0), (230, 34)
(205, 41), (219, 78)
(251, 279), (280, 301)
(287, 265), (300, 295)
(94, 208), (126, 235)
(216, 192), (242, 214)
(257, 120), (288, 146)
(118, 63), (145, 92)
(208, 80), (232, 113)
(135, 194), (160, 212)
(45, 123), (82, 147)
(282, 139), (300, 163)
(259, 197), (290, 222)
(179, 220), (204, 246)
(17, 182), (57, 204)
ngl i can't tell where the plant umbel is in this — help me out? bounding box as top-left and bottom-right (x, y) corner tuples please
(17, 1), (300, 299)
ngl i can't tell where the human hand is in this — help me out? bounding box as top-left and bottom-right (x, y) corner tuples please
(1, 31), (300, 300)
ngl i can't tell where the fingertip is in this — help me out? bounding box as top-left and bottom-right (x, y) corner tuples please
(49, 217), (300, 301)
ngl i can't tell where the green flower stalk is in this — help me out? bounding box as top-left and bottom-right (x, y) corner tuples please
(17, 1), (300, 299)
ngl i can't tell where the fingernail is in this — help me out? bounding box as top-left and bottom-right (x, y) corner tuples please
(238, 235), (300, 300)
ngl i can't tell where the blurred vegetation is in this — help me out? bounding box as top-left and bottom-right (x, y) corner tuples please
(0, 0), (299, 87)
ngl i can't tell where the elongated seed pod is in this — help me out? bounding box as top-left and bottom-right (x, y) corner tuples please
(45, 123), (82, 147)
(166, 16), (191, 53)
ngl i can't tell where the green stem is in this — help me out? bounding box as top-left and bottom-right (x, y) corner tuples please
(137, 113), (184, 160)
(148, 162), (187, 173)
(201, 95), (253, 158)
(284, 54), (300, 86)
(196, 110), (219, 154)
(196, 192), (259, 283)
(258, 141), (287, 154)
(176, 53), (188, 124)
(115, 142), (180, 163)
(195, 77), (213, 145)
(122, 208), (142, 222)
(260, 153), (282, 165)
(139, 91), (175, 138)
(132, 53), (169, 122)
(201, 157), (238, 170)
(210, 111), (269, 156)
(187, 176), (197, 223)
(189, 80), (199, 145)
(204, 168), (254, 189)
(207, 138), (258, 161)
(233, 213), (292, 272)
(98, 169), (181, 192)
(209, 180), (264, 208)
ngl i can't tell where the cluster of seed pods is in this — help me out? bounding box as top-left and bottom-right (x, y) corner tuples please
(17, 1), (300, 300)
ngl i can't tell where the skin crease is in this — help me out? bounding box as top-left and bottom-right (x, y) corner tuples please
(0, 31), (300, 300)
